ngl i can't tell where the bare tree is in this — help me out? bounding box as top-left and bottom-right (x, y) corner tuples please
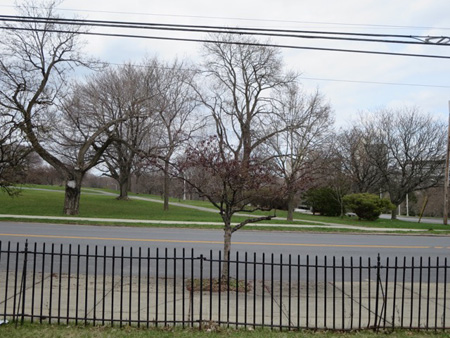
(151, 58), (201, 210)
(321, 153), (352, 217)
(200, 34), (297, 167)
(46, 84), (126, 214)
(24, 160), (64, 186)
(87, 63), (159, 200)
(359, 107), (446, 219)
(266, 84), (333, 221)
(0, 1), (116, 214)
(334, 127), (384, 194)
(178, 35), (297, 277)
(0, 113), (32, 195)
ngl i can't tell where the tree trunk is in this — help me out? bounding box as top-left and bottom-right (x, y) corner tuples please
(340, 196), (345, 218)
(117, 178), (129, 200)
(163, 161), (170, 211)
(221, 223), (232, 280)
(134, 173), (141, 193)
(391, 206), (398, 220)
(63, 172), (83, 215)
(287, 191), (295, 221)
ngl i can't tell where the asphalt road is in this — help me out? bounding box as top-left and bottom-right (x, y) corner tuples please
(0, 221), (449, 259)
(1, 221), (449, 282)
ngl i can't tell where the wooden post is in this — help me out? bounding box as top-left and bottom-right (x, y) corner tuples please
(444, 101), (450, 225)
(419, 196), (428, 224)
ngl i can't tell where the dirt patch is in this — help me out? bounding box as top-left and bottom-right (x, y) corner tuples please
(186, 278), (252, 293)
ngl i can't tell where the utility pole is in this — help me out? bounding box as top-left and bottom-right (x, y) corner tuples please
(406, 193), (409, 217)
(444, 101), (450, 225)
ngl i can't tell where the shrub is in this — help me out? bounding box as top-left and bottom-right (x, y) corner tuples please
(343, 193), (395, 221)
(248, 188), (288, 210)
(303, 187), (342, 216)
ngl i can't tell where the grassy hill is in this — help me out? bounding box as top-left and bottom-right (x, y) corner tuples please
(0, 188), (223, 222)
(1, 185), (449, 233)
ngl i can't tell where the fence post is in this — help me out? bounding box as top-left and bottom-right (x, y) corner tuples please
(374, 253), (381, 331)
(199, 254), (204, 329)
(19, 240), (29, 326)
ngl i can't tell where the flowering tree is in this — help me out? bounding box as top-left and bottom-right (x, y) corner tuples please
(179, 137), (277, 279)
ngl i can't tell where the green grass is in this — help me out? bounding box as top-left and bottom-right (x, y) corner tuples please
(0, 189), (225, 222)
(1, 322), (449, 337)
(130, 191), (217, 209)
(290, 212), (450, 230)
(20, 184), (118, 195)
(0, 187), (310, 226)
(1, 185), (449, 233)
(133, 190), (448, 230)
(19, 183), (66, 191)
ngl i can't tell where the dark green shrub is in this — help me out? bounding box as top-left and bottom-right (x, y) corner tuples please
(247, 188), (289, 210)
(303, 187), (342, 216)
(343, 193), (395, 221)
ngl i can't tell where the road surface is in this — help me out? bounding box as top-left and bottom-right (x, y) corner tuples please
(0, 221), (448, 259)
(1, 221), (449, 281)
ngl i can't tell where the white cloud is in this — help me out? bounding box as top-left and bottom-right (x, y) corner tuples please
(1, 0), (449, 124)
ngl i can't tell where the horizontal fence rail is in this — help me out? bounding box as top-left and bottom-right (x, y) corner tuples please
(0, 240), (449, 331)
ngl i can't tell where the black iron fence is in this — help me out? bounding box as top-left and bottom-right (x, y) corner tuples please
(0, 240), (449, 331)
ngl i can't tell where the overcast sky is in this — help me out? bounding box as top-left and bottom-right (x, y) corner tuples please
(2, 0), (449, 127)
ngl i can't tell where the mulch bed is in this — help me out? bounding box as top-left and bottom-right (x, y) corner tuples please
(186, 278), (253, 293)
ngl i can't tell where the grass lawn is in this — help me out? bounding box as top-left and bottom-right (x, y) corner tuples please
(0, 322), (448, 338)
(1, 185), (449, 233)
(0, 189), (225, 222)
(290, 212), (450, 230)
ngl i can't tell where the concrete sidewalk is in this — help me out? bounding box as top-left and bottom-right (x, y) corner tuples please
(0, 214), (427, 233)
(1, 271), (448, 329)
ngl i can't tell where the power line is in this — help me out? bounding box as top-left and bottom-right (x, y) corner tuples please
(105, 61), (450, 88)
(1, 16), (450, 60)
(92, 60), (448, 89)
(1, 15), (450, 47)
(2, 4), (449, 32)
(2, 26), (450, 60)
(300, 77), (450, 89)
(58, 7), (450, 31)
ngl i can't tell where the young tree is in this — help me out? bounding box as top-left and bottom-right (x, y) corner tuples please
(179, 137), (276, 279)
(0, 1), (114, 214)
(266, 84), (333, 221)
(359, 107), (446, 219)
